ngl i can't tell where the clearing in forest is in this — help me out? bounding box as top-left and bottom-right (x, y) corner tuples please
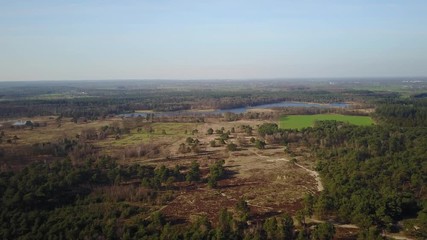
(279, 114), (373, 129)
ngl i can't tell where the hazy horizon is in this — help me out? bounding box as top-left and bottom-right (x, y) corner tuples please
(1, 76), (426, 84)
(1, 1), (427, 81)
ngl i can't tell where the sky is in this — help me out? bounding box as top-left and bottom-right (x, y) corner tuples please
(0, 0), (426, 81)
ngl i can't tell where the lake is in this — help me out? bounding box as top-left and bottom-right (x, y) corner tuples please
(120, 101), (350, 118)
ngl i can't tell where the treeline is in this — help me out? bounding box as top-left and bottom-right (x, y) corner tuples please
(375, 98), (427, 127)
(0, 88), (357, 119)
(0, 98), (132, 119)
(217, 107), (370, 123)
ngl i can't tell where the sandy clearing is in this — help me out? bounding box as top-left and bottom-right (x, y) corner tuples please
(248, 149), (323, 191)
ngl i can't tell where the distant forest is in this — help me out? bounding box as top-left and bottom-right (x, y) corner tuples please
(0, 82), (391, 119)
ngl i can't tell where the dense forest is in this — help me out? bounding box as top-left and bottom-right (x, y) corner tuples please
(256, 98), (427, 239)
(375, 98), (427, 127)
(0, 157), (337, 240)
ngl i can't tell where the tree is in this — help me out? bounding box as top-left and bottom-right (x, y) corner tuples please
(208, 177), (218, 188)
(207, 128), (214, 135)
(281, 214), (294, 240)
(218, 208), (233, 236)
(178, 143), (190, 154)
(314, 194), (329, 219)
(208, 160), (225, 188)
(220, 133), (229, 141)
(150, 211), (166, 229)
(186, 161), (200, 183)
(311, 222), (335, 240)
(188, 215), (212, 239)
(357, 227), (386, 240)
(241, 125), (253, 135)
(415, 203), (427, 238)
(304, 194), (314, 218)
(160, 223), (173, 240)
(297, 229), (309, 240)
(255, 139), (266, 149)
(191, 144), (201, 153)
(186, 137), (194, 144)
(258, 123), (278, 137)
(235, 198), (250, 222)
(295, 210), (306, 227)
(224, 112), (238, 121)
(263, 217), (278, 239)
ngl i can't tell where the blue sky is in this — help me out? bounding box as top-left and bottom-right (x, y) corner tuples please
(0, 0), (426, 80)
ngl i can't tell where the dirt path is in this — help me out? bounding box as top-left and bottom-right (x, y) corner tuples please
(292, 162), (324, 191)
(382, 234), (415, 240)
(248, 150), (414, 240)
(249, 149), (324, 191)
(308, 218), (359, 229)
(309, 215), (414, 239)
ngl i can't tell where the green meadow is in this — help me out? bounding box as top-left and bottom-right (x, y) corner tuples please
(279, 114), (374, 129)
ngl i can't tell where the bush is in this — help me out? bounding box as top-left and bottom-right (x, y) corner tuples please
(255, 139), (266, 149)
(207, 128), (214, 135)
(227, 143), (237, 151)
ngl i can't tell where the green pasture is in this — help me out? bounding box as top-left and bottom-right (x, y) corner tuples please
(279, 114), (373, 130)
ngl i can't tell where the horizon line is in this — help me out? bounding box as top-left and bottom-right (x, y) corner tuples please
(1, 76), (427, 83)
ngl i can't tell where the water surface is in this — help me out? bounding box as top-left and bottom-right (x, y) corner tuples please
(121, 101), (349, 117)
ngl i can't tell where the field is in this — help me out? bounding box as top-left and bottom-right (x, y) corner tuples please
(279, 114), (374, 129)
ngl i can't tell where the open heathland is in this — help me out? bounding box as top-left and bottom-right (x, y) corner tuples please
(1, 79), (426, 239)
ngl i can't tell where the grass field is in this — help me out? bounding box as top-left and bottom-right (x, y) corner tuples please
(279, 114), (374, 129)
(97, 122), (198, 147)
